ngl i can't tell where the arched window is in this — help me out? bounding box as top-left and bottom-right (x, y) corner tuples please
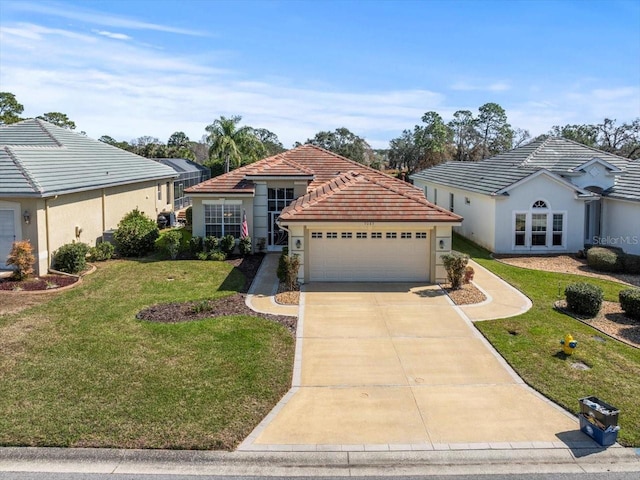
(532, 200), (547, 208)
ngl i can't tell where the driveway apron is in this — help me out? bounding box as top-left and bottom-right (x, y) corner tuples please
(242, 282), (589, 450)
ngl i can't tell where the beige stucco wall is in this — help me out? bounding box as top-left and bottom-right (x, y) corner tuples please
(1, 178), (174, 275)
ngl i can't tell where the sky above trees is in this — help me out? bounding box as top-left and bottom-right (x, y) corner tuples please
(1, 0), (638, 148)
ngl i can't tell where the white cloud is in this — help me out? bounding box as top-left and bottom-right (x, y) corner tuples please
(450, 80), (511, 92)
(93, 30), (132, 41)
(6, 1), (207, 36)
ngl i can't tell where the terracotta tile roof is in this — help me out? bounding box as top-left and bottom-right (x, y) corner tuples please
(279, 171), (461, 223)
(186, 144), (459, 223)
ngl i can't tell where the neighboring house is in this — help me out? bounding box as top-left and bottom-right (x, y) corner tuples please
(1, 119), (177, 275)
(156, 158), (211, 210)
(411, 137), (640, 255)
(186, 145), (461, 283)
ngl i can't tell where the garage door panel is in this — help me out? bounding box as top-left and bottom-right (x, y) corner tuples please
(309, 232), (430, 282)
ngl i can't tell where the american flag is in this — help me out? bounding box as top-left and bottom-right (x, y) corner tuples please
(241, 209), (249, 238)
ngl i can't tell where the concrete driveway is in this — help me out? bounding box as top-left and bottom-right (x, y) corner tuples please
(242, 282), (589, 450)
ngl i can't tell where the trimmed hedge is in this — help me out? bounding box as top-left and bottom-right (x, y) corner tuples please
(442, 252), (469, 290)
(53, 242), (89, 274)
(113, 209), (159, 257)
(565, 282), (603, 317)
(88, 241), (114, 262)
(619, 289), (640, 320)
(587, 247), (622, 273)
(622, 254), (640, 275)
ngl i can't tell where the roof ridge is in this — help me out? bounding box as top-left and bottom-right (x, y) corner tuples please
(288, 171), (360, 213)
(279, 156), (315, 175)
(34, 119), (64, 147)
(520, 136), (552, 166)
(3, 146), (43, 193)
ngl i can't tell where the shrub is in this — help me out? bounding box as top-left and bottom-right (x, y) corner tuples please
(619, 289), (640, 320)
(53, 242), (90, 274)
(190, 236), (203, 256)
(257, 237), (266, 252)
(463, 265), (475, 284)
(88, 241), (114, 262)
(113, 208), (159, 257)
(203, 236), (219, 253)
(277, 253), (300, 290)
(197, 250), (226, 261)
(564, 282), (603, 317)
(220, 235), (236, 256)
(185, 206), (192, 226)
(6, 240), (36, 280)
(208, 251), (227, 261)
(442, 252), (469, 290)
(621, 253), (640, 275)
(587, 247), (622, 273)
(155, 230), (182, 259)
(239, 236), (252, 256)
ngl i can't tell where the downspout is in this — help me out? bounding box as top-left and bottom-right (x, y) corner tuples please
(45, 195), (57, 272)
(101, 188), (106, 233)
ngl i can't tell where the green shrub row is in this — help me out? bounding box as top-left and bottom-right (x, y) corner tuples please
(587, 247), (640, 274)
(564, 282), (604, 317)
(619, 289), (640, 320)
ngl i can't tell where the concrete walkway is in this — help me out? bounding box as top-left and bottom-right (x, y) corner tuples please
(240, 255), (611, 452)
(245, 253), (297, 316)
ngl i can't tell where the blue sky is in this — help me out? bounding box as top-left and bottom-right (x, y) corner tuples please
(1, 0), (639, 148)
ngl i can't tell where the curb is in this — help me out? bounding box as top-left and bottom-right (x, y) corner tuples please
(1, 447), (638, 476)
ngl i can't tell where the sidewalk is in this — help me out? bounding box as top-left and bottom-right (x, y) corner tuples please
(245, 253), (297, 316)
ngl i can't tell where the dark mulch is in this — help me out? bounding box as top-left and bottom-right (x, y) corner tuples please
(0, 274), (78, 291)
(136, 253), (297, 334)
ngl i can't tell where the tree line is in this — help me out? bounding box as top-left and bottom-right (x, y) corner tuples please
(2, 91), (638, 178)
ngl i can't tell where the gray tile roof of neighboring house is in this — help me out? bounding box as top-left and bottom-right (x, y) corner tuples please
(606, 160), (640, 202)
(0, 119), (177, 198)
(156, 157), (210, 175)
(411, 137), (638, 201)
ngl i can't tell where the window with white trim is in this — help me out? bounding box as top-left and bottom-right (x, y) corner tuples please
(401, 232), (412, 239)
(205, 204), (242, 238)
(449, 193), (455, 212)
(434, 188), (438, 205)
(311, 232), (322, 239)
(552, 213), (564, 246)
(157, 184), (162, 201)
(341, 232), (353, 239)
(415, 232), (427, 239)
(356, 232), (367, 239)
(386, 232), (397, 239)
(513, 200), (566, 249)
(371, 232), (382, 239)
(515, 213), (526, 246)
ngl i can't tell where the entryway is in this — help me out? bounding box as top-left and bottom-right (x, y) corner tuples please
(0, 205), (20, 270)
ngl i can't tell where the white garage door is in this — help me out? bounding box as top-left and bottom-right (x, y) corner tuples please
(308, 230), (430, 282)
(0, 209), (16, 270)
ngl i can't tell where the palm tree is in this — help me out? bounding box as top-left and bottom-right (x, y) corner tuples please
(205, 116), (264, 173)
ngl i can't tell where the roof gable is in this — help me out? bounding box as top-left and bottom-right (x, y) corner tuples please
(1, 119), (177, 197)
(494, 169), (595, 197)
(279, 170), (461, 223)
(411, 137), (638, 201)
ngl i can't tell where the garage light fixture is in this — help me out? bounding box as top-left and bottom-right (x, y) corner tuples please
(23, 210), (31, 225)
(295, 239), (302, 249)
(439, 239), (445, 249)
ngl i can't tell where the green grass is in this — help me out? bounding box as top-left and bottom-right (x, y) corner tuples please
(0, 259), (294, 450)
(454, 233), (640, 446)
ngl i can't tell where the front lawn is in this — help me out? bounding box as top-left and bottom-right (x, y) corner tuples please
(454, 234), (640, 446)
(0, 259), (294, 450)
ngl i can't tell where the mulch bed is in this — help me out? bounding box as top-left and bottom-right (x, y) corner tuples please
(136, 254), (297, 334)
(442, 282), (487, 305)
(0, 274), (78, 291)
(554, 300), (639, 349)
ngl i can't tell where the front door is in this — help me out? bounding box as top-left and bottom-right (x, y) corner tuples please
(269, 211), (288, 247)
(0, 209), (16, 269)
(585, 199), (602, 245)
